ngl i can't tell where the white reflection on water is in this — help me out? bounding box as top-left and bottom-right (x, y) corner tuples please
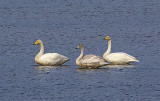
(36, 65), (68, 69)
(104, 64), (135, 68)
(76, 64), (135, 70)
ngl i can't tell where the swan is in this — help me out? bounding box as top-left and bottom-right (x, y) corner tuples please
(33, 39), (69, 66)
(103, 36), (139, 65)
(76, 44), (108, 68)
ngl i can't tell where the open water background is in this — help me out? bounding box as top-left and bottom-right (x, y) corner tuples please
(0, 0), (160, 101)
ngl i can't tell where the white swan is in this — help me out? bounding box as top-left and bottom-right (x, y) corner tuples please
(34, 39), (69, 66)
(76, 44), (108, 68)
(103, 36), (139, 65)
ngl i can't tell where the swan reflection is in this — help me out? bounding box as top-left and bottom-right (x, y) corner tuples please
(36, 65), (68, 70)
(104, 64), (135, 68)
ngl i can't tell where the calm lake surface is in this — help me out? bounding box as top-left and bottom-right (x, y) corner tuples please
(0, 0), (160, 101)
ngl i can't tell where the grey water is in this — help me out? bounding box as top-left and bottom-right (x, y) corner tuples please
(0, 0), (160, 101)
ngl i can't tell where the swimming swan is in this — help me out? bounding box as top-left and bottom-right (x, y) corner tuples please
(76, 44), (107, 68)
(103, 36), (139, 65)
(34, 39), (69, 66)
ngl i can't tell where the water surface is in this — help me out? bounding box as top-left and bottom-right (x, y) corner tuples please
(0, 0), (160, 101)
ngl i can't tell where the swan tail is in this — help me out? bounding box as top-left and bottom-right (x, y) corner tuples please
(135, 60), (139, 62)
(65, 58), (70, 62)
(100, 61), (109, 66)
(129, 59), (139, 63)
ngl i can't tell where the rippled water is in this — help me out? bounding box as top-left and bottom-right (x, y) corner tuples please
(1, 0), (160, 101)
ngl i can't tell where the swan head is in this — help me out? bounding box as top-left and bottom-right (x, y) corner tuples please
(76, 44), (84, 49)
(34, 39), (42, 45)
(104, 36), (111, 41)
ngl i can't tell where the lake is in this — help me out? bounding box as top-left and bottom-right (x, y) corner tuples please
(0, 0), (160, 101)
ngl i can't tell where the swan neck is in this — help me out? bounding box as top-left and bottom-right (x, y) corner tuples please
(76, 47), (84, 63)
(104, 40), (111, 56)
(36, 43), (44, 58)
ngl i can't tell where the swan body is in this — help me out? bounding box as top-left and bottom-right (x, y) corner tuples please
(34, 39), (69, 66)
(103, 36), (139, 65)
(76, 44), (107, 68)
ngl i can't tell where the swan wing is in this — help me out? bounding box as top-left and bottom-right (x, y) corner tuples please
(81, 55), (107, 66)
(107, 52), (138, 63)
(39, 53), (69, 65)
(81, 55), (101, 63)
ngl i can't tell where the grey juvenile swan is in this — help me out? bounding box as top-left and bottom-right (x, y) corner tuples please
(76, 44), (107, 68)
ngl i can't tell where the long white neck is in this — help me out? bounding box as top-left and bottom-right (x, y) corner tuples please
(35, 43), (44, 60)
(103, 39), (111, 58)
(76, 47), (84, 65)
